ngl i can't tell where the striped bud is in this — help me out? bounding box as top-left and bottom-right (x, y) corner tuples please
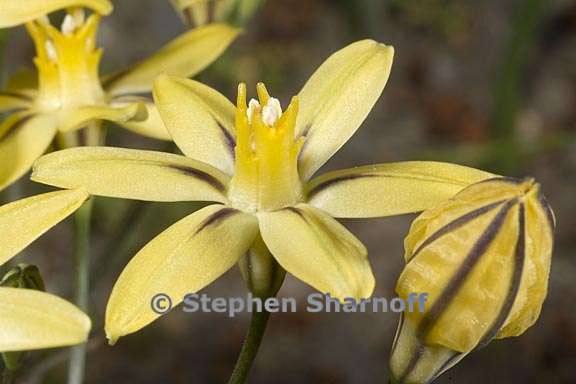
(389, 177), (554, 384)
(0, 263), (45, 291)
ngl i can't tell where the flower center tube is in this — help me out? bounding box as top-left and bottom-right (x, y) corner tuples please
(229, 83), (304, 212)
(26, 10), (106, 112)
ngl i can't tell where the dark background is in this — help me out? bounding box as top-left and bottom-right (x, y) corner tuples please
(2, 0), (575, 382)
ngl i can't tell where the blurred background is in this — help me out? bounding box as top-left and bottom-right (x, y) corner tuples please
(1, 0), (576, 382)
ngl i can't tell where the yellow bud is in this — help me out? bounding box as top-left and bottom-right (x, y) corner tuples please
(390, 177), (554, 384)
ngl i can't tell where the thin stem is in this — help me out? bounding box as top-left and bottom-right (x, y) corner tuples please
(489, 0), (546, 172)
(67, 200), (93, 384)
(227, 308), (271, 384)
(90, 200), (147, 287)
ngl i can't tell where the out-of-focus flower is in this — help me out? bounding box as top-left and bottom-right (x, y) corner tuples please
(0, 258), (91, 353)
(0, 0), (111, 28)
(170, 0), (264, 27)
(390, 177), (555, 384)
(0, 0), (240, 191)
(30, 39), (494, 344)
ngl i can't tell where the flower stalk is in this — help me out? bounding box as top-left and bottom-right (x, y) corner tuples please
(227, 307), (271, 384)
(231, 241), (284, 383)
(67, 199), (93, 384)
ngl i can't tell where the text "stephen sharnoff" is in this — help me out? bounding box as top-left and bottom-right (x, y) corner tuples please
(150, 292), (429, 317)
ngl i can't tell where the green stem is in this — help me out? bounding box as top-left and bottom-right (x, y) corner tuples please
(67, 200), (93, 384)
(91, 200), (147, 287)
(489, 0), (546, 173)
(227, 308), (271, 384)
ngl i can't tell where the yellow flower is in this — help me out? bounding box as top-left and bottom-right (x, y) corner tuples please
(0, 238), (91, 353)
(390, 177), (554, 384)
(0, 0), (240, 190)
(30, 39), (494, 344)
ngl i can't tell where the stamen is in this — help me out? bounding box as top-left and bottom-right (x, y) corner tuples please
(262, 97), (282, 126)
(61, 14), (77, 36)
(247, 99), (260, 125)
(45, 40), (58, 62)
(72, 8), (86, 27)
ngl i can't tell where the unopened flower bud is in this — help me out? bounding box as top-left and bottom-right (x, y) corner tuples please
(0, 264), (45, 291)
(390, 177), (554, 384)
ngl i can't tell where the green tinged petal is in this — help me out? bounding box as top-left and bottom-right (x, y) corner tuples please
(306, 161), (494, 218)
(0, 112), (57, 191)
(32, 147), (230, 203)
(0, 0), (112, 28)
(0, 288), (91, 352)
(105, 204), (258, 343)
(258, 204), (374, 301)
(0, 189), (89, 266)
(390, 314), (467, 384)
(105, 24), (241, 96)
(153, 75), (236, 174)
(296, 39), (394, 180)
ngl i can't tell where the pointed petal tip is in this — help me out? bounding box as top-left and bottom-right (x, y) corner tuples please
(105, 329), (119, 346)
(78, 312), (92, 340)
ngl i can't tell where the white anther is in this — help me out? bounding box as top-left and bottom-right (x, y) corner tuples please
(61, 14), (77, 36)
(72, 8), (86, 27)
(262, 97), (282, 126)
(247, 98), (260, 125)
(45, 40), (58, 62)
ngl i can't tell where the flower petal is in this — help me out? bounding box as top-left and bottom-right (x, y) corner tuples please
(0, 189), (89, 266)
(0, 287), (91, 352)
(105, 204), (258, 343)
(153, 75), (236, 174)
(110, 96), (171, 140)
(57, 103), (147, 133)
(258, 204), (374, 301)
(0, 0), (112, 28)
(32, 147), (230, 203)
(307, 161), (495, 218)
(0, 92), (32, 113)
(104, 24), (241, 97)
(297, 40), (394, 179)
(0, 112), (57, 191)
